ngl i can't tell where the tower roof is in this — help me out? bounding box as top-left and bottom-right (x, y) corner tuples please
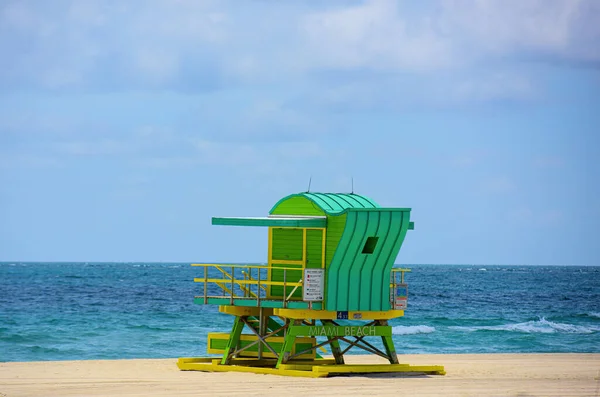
(269, 192), (380, 216)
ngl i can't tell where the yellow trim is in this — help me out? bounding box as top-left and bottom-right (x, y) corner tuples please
(193, 263), (302, 270)
(273, 308), (405, 320)
(321, 228), (326, 269)
(264, 227), (325, 231)
(270, 260), (304, 265)
(390, 268), (411, 288)
(177, 358), (446, 377)
(302, 228), (307, 267)
(192, 264), (300, 273)
(213, 265), (256, 298)
(207, 333), (316, 359)
(178, 357), (324, 378)
(321, 228), (327, 306)
(267, 226), (273, 298)
(218, 306), (272, 316)
(196, 278), (302, 287)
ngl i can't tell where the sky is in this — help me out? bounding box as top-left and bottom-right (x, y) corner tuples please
(0, 0), (599, 265)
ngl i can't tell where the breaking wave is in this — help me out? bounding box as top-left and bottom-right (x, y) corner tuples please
(392, 325), (436, 335)
(450, 318), (600, 334)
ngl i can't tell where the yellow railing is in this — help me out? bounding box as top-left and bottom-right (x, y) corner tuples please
(390, 267), (410, 286)
(192, 264), (410, 307)
(390, 268), (410, 309)
(241, 270), (267, 298)
(192, 263), (304, 307)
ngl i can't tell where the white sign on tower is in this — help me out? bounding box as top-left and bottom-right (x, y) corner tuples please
(303, 269), (324, 301)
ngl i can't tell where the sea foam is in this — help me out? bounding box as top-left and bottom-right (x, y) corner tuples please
(392, 325), (436, 335)
(450, 317), (600, 334)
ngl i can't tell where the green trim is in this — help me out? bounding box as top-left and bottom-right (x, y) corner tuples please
(289, 325), (392, 337)
(212, 216), (326, 228)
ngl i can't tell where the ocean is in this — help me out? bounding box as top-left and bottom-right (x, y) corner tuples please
(1, 262), (599, 362)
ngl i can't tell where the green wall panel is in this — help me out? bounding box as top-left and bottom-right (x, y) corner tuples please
(324, 209), (412, 312)
(347, 211), (383, 310)
(271, 228), (303, 261)
(306, 229), (323, 269)
(325, 214), (346, 267)
(270, 196), (326, 216)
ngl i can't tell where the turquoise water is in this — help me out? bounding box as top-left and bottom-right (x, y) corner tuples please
(1, 263), (599, 362)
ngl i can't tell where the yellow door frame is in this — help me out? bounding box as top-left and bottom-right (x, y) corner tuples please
(267, 227), (326, 299)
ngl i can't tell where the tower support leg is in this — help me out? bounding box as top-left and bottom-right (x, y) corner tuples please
(221, 315), (245, 365)
(377, 319), (399, 364)
(321, 319), (345, 364)
(276, 319), (302, 368)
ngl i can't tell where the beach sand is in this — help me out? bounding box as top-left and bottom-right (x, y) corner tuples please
(1, 354), (599, 397)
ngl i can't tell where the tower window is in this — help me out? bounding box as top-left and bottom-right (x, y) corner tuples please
(362, 237), (379, 254)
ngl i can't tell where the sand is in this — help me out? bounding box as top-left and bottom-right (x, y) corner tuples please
(1, 354), (599, 397)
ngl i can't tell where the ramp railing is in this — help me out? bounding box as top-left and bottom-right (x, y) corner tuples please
(192, 263), (303, 307)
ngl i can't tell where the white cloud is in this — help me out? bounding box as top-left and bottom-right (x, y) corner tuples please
(133, 46), (181, 83)
(300, 0), (454, 71)
(0, 0), (229, 89)
(0, 0), (598, 102)
(298, 0), (600, 74)
(441, 0), (600, 63)
(1, 1), (53, 33)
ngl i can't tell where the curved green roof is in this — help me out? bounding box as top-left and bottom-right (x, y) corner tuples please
(269, 192), (380, 216)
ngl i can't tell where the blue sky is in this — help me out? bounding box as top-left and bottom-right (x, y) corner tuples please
(1, 0), (599, 265)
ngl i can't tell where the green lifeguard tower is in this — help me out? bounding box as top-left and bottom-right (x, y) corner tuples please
(177, 192), (445, 377)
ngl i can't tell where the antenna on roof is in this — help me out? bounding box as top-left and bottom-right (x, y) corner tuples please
(307, 176), (312, 193)
(351, 177), (354, 194)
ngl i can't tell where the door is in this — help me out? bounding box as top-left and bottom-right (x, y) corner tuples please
(268, 228), (325, 299)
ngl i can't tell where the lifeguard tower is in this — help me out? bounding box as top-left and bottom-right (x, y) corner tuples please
(177, 192), (445, 377)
